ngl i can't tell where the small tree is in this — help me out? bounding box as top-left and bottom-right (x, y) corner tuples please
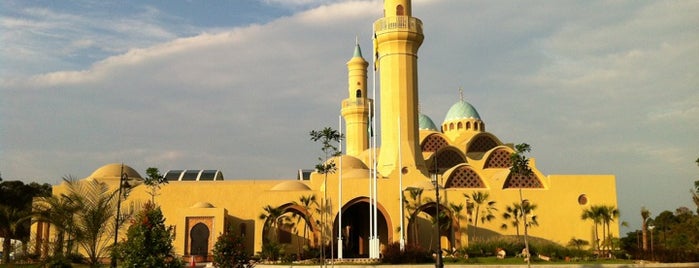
(309, 127), (343, 264)
(143, 167), (168, 204)
(212, 226), (250, 268)
(118, 202), (181, 268)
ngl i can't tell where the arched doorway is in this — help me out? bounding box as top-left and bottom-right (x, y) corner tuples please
(190, 223), (210, 257)
(333, 197), (391, 258)
(407, 203), (458, 252)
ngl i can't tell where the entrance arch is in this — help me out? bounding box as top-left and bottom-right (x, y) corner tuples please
(407, 202), (460, 251)
(190, 223), (210, 257)
(333, 197), (392, 258)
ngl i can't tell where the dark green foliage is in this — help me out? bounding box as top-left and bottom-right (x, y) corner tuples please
(212, 226), (250, 268)
(381, 242), (432, 264)
(258, 241), (283, 261)
(118, 202), (182, 268)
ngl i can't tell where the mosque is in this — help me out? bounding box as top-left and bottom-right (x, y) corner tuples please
(31, 0), (618, 262)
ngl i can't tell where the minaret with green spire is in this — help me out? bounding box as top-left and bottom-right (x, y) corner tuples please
(375, 0), (426, 176)
(341, 41), (371, 157)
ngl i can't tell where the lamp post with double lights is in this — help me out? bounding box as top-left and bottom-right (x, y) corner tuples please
(110, 168), (131, 268)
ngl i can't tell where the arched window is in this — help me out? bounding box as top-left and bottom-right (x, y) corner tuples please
(481, 122), (485, 131)
(474, 123), (479, 131)
(449, 123), (454, 130)
(466, 122), (471, 130)
(356, 89), (362, 98)
(457, 122), (463, 130)
(396, 5), (404, 15)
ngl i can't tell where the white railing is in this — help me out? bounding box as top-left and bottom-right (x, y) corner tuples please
(373, 16), (423, 33)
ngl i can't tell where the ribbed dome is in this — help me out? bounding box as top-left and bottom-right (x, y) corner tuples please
(89, 163), (142, 180)
(444, 100), (481, 123)
(418, 113), (438, 131)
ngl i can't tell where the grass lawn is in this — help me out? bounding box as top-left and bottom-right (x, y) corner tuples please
(443, 256), (636, 265)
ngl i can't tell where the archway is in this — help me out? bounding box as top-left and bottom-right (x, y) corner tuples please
(333, 197), (392, 258)
(190, 223), (210, 257)
(407, 202), (459, 252)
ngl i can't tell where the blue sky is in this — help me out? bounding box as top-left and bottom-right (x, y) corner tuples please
(1, 0), (697, 231)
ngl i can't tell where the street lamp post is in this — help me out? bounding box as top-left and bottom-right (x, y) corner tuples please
(110, 168), (130, 268)
(431, 172), (443, 268)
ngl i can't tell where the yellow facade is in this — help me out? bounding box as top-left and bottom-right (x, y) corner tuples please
(32, 0), (618, 261)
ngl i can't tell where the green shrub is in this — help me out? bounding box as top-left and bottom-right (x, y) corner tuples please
(381, 242), (432, 264)
(212, 226), (250, 268)
(117, 202), (182, 268)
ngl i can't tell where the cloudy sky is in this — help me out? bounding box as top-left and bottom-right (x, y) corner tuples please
(1, 0), (697, 230)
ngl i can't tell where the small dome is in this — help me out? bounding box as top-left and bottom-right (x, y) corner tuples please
(90, 163), (143, 180)
(327, 155), (369, 170)
(190, 202), (215, 208)
(270, 181), (312, 191)
(419, 113), (438, 131)
(444, 100), (481, 123)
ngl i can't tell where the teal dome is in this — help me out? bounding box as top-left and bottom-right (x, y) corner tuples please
(444, 100), (481, 122)
(418, 113), (438, 131)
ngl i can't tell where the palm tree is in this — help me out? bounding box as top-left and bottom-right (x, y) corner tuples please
(448, 203), (466, 247)
(64, 179), (125, 266)
(33, 192), (80, 257)
(464, 191), (496, 242)
(293, 194), (318, 249)
(600, 205), (619, 256)
(404, 188), (423, 245)
(581, 205), (604, 252)
(259, 205), (286, 243)
(0, 205), (31, 264)
(501, 202), (538, 237)
(501, 203), (523, 236)
(641, 207), (651, 251)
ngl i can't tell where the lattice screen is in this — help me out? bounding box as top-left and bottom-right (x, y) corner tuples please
(484, 148), (511, 168)
(436, 150), (465, 171)
(503, 173), (543, 188)
(445, 166), (485, 188)
(467, 135), (498, 153)
(421, 134), (449, 152)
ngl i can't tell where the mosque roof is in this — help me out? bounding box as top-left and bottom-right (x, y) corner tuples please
(270, 181), (312, 191)
(418, 113), (438, 131)
(89, 163), (143, 180)
(444, 100), (481, 122)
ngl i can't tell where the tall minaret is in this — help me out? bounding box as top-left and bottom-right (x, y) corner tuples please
(375, 0), (426, 176)
(341, 42), (371, 157)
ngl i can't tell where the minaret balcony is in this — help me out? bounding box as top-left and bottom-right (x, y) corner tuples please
(342, 98), (372, 108)
(374, 16), (423, 34)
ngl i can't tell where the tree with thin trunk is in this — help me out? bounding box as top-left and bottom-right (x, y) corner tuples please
(0, 205), (31, 264)
(259, 205), (286, 244)
(448, 203), (465, 247)
(310, 127), (343, 265)
(404, 188), (424, 245)
(464, 191), (496, 242)
(600, 205), (619, 256)
(582, 205), (604, 252)
(293, 194), (318, 251)
(143, 167), (168, 204)
(641, 206), (651, 252)
(509, 143), (534, 267)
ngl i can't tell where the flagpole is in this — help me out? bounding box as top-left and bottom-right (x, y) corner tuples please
(370, 29), (378, 259)
(338, 115), (343, 260)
